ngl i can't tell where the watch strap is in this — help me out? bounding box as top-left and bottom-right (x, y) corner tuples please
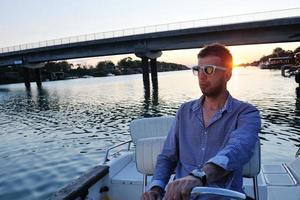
(189, 169), (207, 186)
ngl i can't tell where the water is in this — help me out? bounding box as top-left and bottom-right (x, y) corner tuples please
(0, 67), (299, 200)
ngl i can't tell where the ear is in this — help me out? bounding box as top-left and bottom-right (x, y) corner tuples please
(225, 70), (232, 81)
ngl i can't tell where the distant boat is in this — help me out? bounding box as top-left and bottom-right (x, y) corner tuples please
(267, 56), (294, 69)
(107, 73), (115, 76)
(259, 62), (269, 69)
(82, 75), (94, 78)
(65, 76), (78, 80)
(281, 65), (300, 77)
(281, 52), (300, 77)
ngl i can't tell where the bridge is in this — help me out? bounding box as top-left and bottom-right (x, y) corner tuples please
(0, 8), (300, 88)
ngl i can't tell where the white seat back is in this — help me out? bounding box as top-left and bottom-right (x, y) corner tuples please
(136, 137), (261, 178)
(136, 136), (166, 175)
(242, 142), (261, 178)
(130, 116), (174, 143)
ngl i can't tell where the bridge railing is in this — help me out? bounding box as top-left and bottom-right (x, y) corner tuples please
(1, 7), (300, 54)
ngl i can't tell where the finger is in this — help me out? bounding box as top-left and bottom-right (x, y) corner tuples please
(168, 183), (179, 200)
(181, 182), (191, 199)
(140, 193), (146, 200)
(164, 184), (173, 199)
(141, 192), (150, 200)
(150, 190), (161, 200)
(180, 190), (190, 200)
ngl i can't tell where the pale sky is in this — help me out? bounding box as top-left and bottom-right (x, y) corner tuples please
(1, 0), (300, 66)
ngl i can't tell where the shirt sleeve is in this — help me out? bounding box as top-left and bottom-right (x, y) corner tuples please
(206, 104), (261, 172)
(148, 107), (181, 190)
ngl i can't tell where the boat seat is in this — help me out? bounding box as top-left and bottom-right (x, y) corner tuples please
(135, 134), (261, 199)
(136, 136), (166, 176)
(135, 136), (166, 192)
(129, 116), (174, 143)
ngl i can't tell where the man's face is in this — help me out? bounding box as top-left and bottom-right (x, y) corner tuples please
(197, 56), (231, 97)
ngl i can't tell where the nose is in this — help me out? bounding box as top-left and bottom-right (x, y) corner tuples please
(198, 71), (207, 80)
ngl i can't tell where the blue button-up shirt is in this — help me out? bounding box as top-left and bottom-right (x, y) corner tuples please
(149, 94), (261, 199)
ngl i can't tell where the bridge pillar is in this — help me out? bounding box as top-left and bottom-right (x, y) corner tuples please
(150, 58), (158, 90)
(22, 63), (45, 88)
(23, 67), (31, 88)
(34, 68), (42, 87)
(135, 51), (162, 90)
(141, 57), (150, 91)
(296, 72), (300, 99)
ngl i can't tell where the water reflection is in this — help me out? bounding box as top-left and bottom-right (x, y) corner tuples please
(142, 81), (160, 117)
(36, 86), (50, 111)
(1, 69), (300, 200)
(296, 87), (300, 116)
(0, 88), (9, 93)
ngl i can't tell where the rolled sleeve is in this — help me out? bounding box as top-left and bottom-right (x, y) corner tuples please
(206, 104), (261, 171)
(147, 179), (166, 191)
(206, 155), (230, 171)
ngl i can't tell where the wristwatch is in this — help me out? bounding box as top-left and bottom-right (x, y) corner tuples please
(189, 168), (207, 185)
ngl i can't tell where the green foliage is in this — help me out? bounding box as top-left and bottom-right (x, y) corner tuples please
(96, 61), (115, 70)
(117, 57), (141, 68)
(244, 46), (300, 66)
(294, 46), (300, 54)
(44, 61), (71, 72)
(95, 60), (116, 76)
(0, 56), (189, 84)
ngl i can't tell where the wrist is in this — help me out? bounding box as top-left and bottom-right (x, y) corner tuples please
(188, 175), (203, 185)
(189, 169), (207, 186)
(150, 186), (164, 195)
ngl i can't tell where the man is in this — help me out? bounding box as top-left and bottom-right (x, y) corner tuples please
(141, 43), (261, 200)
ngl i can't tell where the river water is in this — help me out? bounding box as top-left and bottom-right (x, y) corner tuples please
(0, 67), (299, 200)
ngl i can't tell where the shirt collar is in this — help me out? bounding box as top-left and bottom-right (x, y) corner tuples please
(192, 93), (234, 114)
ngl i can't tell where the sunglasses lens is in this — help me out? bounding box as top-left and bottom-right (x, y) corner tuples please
(192, 68), (198, 76)
(204, 66), (214, 75)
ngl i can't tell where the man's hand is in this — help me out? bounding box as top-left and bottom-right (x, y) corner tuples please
(164, 176), (203, 200)
(140, 186), (163, 200)
(202, 163), (230, 184)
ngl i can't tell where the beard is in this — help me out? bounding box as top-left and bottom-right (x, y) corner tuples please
(200, 81), (225, 98)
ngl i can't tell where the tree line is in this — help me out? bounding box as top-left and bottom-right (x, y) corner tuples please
(238, 46), (300, 67)
(0, 57), (189, 84)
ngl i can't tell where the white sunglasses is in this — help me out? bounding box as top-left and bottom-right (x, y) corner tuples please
(192, 65), (226, 76)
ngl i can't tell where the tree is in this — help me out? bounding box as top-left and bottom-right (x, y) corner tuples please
(96, 61), (115, 70)
(95, 60), (115, 76)
(117, 57), (134, 67)
(294, 46), (300, 54)
(59, 61), (71, 72)
(272, 47), (285, 57)
(44, 61), (71, 72)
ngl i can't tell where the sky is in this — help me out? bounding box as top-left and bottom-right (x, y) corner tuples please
(1, 0), (300, 66)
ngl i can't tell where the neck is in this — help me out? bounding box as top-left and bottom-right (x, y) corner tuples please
(203, 91), (229, 111)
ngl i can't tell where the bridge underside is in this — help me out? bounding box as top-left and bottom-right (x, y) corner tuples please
(0, 17), (300, 88)
(0, 17), (300, 67)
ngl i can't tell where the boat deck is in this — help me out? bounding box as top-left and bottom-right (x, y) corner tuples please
(53, 151), (300, 200)
(107, 152), (299, 200)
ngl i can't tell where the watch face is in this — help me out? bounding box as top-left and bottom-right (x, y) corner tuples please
(192, 169), (206, 178)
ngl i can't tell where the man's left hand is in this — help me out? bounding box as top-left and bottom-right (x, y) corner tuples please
(164, 175), (203, 200)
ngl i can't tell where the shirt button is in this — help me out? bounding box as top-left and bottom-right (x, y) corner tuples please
(202, 148), (205, 151)
(204, 131), (207, 134)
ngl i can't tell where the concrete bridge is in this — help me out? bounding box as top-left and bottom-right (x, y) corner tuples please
(1, 8), (300, 88)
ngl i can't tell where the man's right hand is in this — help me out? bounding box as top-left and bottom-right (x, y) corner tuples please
(140, 186), (164, 200)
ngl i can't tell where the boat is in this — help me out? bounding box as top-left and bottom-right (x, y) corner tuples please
(281, 65), (300, 77)
(267, 57), (294, 69)
(259, 62), (269, 69)
(82, 75), (94, 78)
(281, 52), (300, 77)
(51, 116), (300, 200)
